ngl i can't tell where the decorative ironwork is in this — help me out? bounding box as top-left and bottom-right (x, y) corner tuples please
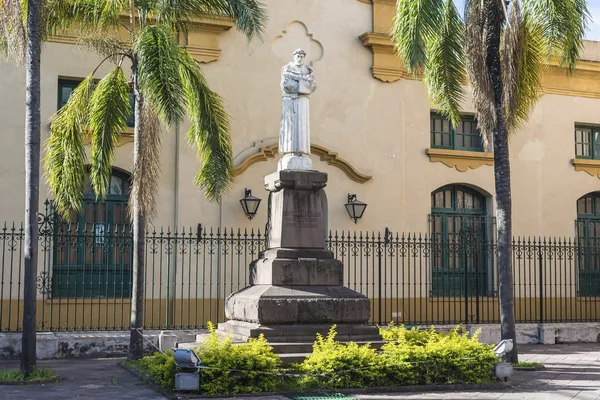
(36, 271), (51, 296)
(0, 212), (599, 333)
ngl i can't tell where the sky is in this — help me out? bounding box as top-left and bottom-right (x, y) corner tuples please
(453, 0), (600, 41)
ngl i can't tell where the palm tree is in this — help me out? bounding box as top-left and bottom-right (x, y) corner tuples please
(43, 0), (266, 359)
(1, 0), (43, 376)
(393, 0), (589, 362)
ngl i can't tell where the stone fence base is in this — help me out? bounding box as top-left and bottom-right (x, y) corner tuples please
(1, 323), (598, 360)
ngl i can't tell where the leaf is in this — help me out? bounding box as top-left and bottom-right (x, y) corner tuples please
(130, 101), (162, 221)
(153, 0), (267, 40)
(422, 0), (466, 128)
(135, 25), (185, 126)
(523, 0), (590, 71)
(178, 48), (234, 201)
(392, 0), (444, 72)
(44, 74), (95, 216)
(88, 66), (132, 199)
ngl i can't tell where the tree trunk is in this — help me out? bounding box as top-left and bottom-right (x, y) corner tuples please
(21, 0), (42, 376)
(128, 58), (145, 360)
(486, 0), (518, 363)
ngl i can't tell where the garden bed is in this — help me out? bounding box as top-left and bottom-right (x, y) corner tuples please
(123, 323), (505, 397)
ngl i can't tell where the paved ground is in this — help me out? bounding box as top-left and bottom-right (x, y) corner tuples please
(0, 343), (599, 400)
(0, 357), (164, 400)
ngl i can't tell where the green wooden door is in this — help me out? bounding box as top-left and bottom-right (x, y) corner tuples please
(52, 171), (132, 298)
(430, 185), (490, 297)
(576, 192), (600, 297)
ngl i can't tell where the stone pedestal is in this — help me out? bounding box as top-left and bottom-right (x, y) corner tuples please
(218, 170), (379, 342)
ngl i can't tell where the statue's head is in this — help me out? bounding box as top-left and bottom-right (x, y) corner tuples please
(292, 48), (306, 67)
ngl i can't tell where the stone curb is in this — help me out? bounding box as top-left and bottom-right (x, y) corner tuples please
(118, 361), (180, 400)
(513, 365), (546, 371)
(0, 375), (65, 386)
(119, 361), (511, 399)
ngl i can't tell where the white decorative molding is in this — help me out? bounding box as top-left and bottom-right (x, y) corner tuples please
(272, 21), (324, 66)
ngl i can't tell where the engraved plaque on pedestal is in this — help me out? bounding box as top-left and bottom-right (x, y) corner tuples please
(265, 170), (327, 249)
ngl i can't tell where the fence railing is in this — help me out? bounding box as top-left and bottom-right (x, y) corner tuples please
(1, 212), (600, 332)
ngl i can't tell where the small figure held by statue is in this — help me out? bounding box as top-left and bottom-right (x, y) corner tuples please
(279, 48), (317, 171)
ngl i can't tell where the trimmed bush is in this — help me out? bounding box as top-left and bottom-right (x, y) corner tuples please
(381, 326), (498, 385)
(135, 350), (176, 390)
(296, 325), (414, 389)
(195, 322), (282, 395)
(131, 323), (498, 395)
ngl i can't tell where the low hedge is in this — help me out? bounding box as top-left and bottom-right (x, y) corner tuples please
(129, 323), (498, 394)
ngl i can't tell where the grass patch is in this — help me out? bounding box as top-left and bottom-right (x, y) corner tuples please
(0, 366), (58, 382)
(513, 361), (543, 369)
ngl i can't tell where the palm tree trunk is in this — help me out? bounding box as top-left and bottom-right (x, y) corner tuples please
(21, 0), (42, 376)
(487, 0), (518, 363)
(128, 58), (145, 360)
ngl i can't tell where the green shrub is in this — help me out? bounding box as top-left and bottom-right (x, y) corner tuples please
(135, 350), (176, 390)
(382, 326), (498, 385)
(380, 323), (446, 345)
(297, 325), (414, 389)
(195, 322), (282, 395)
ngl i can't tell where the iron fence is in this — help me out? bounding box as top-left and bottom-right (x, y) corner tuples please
(1, 205), (600, 332)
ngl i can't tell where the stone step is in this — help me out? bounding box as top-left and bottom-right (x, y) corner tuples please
(269, 340), (387, 354)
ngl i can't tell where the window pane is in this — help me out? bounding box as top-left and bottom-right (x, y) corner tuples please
(109, 176), (123, 195)
(575, 126), (593, 158)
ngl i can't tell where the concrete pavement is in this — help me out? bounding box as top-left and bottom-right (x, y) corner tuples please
(1, 343), (599, 399)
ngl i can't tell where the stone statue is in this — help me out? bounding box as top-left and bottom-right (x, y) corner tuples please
(278, 48), (317, 171)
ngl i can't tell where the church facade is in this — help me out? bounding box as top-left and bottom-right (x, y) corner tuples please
(1, 0), (600, 331)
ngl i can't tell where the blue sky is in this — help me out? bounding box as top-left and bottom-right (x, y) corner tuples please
(453, 0), (600, 41)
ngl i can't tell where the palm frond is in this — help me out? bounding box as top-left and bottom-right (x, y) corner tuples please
(392, 0), (443, 73)
(45, 0), (128, 35)
(130, 101), (162, 221)
(153, 0), (267, 40)
(178, 48), (233, 201)
(44, 74), (95, 216)
(135, 25), (185, 126)
(523, 0), (590, 71)
(77, 33), (132, 61)
(502, 3), (544, 133)
(89, 66), (132, 200)
(465, 0), (495, 148)
(0, 0), (26, 64)
(422, 0), (465, 128)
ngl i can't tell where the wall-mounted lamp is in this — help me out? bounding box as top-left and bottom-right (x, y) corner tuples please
(345, 193), (367, 224)
(239, 189), (261, 220)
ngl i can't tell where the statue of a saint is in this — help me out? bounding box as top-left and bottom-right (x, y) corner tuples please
(278, 48), (317, 171)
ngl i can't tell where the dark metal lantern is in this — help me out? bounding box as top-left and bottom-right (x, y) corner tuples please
(345, 193), (367, 223)
(239, 189), (261, 220)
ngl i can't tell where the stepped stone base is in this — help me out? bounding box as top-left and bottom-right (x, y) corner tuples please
(224, 284), (370, 324)
(217, 320), (381, 343)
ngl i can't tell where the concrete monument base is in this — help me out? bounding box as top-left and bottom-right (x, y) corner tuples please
(218, 320), (380, 343)
(217, 169), (379, 344)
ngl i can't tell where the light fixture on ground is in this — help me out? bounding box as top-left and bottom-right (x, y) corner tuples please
(345, 193), (367, 223)
(239, 188), (262, 220)
(172, 348), (202, 391)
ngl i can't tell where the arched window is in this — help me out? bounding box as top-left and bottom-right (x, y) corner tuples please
(576, 192), (600, 296)
(52, 169), (132, 298)
(430, 185), (491, 298)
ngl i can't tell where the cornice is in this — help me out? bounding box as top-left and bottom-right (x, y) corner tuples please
(48, 16), (234, 64)
(234, 143), (373, 184)
(359, 0), (600, 97)
(426, 148), (494, 172)
(572, 158), (600, 178)
(82, 131), (134, 147)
